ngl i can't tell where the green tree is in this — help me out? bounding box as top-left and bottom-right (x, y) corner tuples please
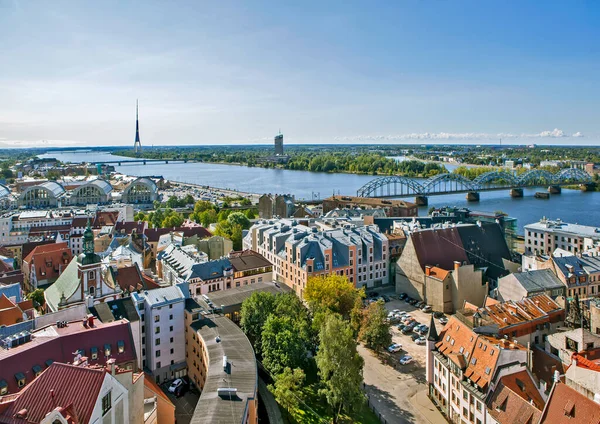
(359, 300), (392, 351)
(150, 209), (164, 228)
(240, 291), (276, 356)
(226, 212), (252, 230)
(261, 315), (308, 375)
(303, 275), (365, 320)
(27, 288), (45, 308)
(199, 209), (218, 227)
(268, 367), (305, 414)
(316, 313), (365, 423)
(214, 221), (244, 250)
(166, 195), (180, 209)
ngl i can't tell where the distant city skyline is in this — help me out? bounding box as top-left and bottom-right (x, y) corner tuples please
(1, 1), (599, 147)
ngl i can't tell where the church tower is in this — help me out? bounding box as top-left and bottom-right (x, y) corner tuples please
(77, 220), (103, 299)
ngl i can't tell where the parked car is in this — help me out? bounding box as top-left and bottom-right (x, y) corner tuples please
(175, 383), (188, 397)
(415, 336), (427, 345)
(410, 333), (421, 341)
(422, 305), (432, 313)
(382, 294), (390, 302)
(388, 343), (403, 353)
(392, 309), (401, 314)
(401, 326), (413, 335)
(399, 293), (407, 300)
(418, 326), (429, 335)
(412, 324), (425, 333)
(439, 317), (449, 325)
(168, 379), (183, 393)
(399, 355), (413, 365)
(434, 311), (445, 319)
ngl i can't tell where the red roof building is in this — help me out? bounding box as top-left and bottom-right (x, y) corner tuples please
(22, 242), (72, 292)
(539, 382), (600, 424)
(0, 319), (137, 396)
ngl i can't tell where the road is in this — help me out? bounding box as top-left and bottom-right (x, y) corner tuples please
(358, 297), (448, 424)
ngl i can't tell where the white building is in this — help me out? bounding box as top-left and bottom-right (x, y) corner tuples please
(131, 285), (187, 384)
(157, 243), (208, 285)
(524, 217), (600, 256)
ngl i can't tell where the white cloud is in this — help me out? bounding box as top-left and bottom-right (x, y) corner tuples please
(0, 139), (81, 148)
(333, 128), (584, 143)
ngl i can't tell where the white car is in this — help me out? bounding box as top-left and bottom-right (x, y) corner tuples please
(439, 317), (449, 325)
(415, 336), (427, 345)
(399, 355), (413, 365)
(392, 309), (402, 314)
(388, 343), (403, 353)
(168, 379), (183, 393)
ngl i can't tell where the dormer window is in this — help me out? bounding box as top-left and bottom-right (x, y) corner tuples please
(117, 340), (125, 354)
(104, 344), (111, 357)
(91, 347), (98, 360)
(15, 372), (25, 388)
(0, 380), (8, 395)
(32, 364), (42, 377)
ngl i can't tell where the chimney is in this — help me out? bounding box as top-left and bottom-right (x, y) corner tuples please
(50, 389), (55, 399)
(425, 265), (432, 276)
(454, 261), (461, 271)
(88, 315), (94, 328)
(553, 370), (561, 383)
(107, 358), (116, 376)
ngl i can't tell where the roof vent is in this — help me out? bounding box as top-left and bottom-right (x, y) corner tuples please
(217, 387), (238, 398)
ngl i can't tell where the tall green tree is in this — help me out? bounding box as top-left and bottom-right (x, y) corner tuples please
(268, 367), (305, 414)
(316, 313), (365, 423)
(240, 291), (276, 356)
(27, 288), (45, 308)
(359, 300), (392, 351)
(261, 316), (308, 375)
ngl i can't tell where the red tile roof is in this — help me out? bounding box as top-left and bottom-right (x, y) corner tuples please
(23, 243), (73, 283)
(115, 221), (147, 235)
(539, 382), (600, 424)
(93, 211), (119, 228)
(144, 226), (211, 242)
(487, 372), (543, 424)
(0, 319), (136, 395)
(0, 363), (106, 424)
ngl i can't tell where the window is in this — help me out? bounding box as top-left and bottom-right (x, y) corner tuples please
(155, 326), (160, 334)
(15, 373), (25, 388)
(104, 344), (111, 357)
(117, 340), (125, 354)
(170, 326), (173, 332)
(155, 338), (161, 346)
(156, 361), (161, 369)
(170, 337), (174, 343)
(89, 286), (95, 295)
(156, 350), (161, 357)
(169, 314), (173, 320)
(170, 348), (174, 354)
(169, 304), (173, 309)
(154, 315), (160, 323)
(91, 347), (98, 360)
(102, 391), (112, 416)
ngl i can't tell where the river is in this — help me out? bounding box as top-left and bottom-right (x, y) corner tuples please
(40, 151), (600, 234)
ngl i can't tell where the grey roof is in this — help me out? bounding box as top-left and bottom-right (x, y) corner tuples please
(525, 218), (600, 239)
(21, 181), (65, 198)
(140, 285), (185, 307)
(89, 297), (140, 323)
(190, 300), (257, 424)
(72, 179), (113, 195)
(205, 281), (291, 309)
(553, 256), (587, 279)
(508, 269), (565, 292)
(188, 258), (232, 281)
(124, 177), (157, 193)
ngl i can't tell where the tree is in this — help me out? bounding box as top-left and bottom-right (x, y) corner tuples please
(27, 288), (45, 308)
(303, 275), (365, 320)
(359, 300), (392, 351)
(268, 367), (305, 413)
(261, 315), (308, 375)
(240, 291), (276, 355)
(316, 314), (365, 423)
(226, 212), (252, 230)
(199, 209), (218, 227)
(214, 221), (244, 250)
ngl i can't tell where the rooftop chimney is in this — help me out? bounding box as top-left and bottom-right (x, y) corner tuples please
(107, 358), (116, 376)
(425, 265), (432, 276)
(454, 261), (461, 271)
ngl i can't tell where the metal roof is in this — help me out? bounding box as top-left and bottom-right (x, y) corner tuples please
(71, 179), (113, 195)
(0, 184), (9, 198)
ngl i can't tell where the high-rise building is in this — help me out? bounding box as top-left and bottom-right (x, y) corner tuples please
(134, 100), (142, 154)
(274, 131), (283, 156)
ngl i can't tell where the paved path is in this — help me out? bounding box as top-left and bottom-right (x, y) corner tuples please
(258, 377), (284, 424)
(359, 344), (447, 424)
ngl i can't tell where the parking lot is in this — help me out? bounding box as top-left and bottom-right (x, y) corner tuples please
(359, 294), (447, 424)
(159, 380), (200, 424)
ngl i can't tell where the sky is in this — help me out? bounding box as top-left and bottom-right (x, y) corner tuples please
(1, 1), (599, 147)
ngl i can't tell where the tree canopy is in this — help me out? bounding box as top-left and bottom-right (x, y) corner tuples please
(303, 275), (365, 320)
(359, 300), (392, 351)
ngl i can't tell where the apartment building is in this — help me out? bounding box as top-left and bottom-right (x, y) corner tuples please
(426, 316), (532, 424)
(131, 285), (187, 384)
(552, 254), (600, 299)
(184, 297), (258, 424)
(524, 217), (600, 255)
(244, 218), (389, 296)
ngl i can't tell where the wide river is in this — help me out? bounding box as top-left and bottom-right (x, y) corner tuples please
(41, 151), (600, 234)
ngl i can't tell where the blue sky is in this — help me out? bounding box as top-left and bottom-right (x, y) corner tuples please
(1, 1), (599, 147)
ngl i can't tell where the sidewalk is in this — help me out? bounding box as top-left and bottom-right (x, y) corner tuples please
(410, 390), (447, 424)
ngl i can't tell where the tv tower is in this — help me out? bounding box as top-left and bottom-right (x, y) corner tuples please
(133, 100), (142, 155)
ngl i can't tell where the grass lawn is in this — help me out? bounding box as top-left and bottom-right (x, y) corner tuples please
(282, 384), (380, 424)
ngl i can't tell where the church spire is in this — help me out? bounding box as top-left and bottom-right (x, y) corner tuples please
(427, 314), (439, 342)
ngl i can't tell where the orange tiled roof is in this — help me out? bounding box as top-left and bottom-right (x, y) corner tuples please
(23, 242), (73, 283)
(0, 305), (24, 326)
(428, 266), (450, 280)
(436, 316), (478, 366)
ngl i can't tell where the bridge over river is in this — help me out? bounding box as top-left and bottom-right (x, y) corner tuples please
(356, 168), (593, 205)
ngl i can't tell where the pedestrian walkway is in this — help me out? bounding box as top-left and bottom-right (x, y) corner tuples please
(411, 390), (447, 424)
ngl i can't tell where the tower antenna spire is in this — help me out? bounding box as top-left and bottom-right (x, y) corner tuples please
(134, 99), (142, 155)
